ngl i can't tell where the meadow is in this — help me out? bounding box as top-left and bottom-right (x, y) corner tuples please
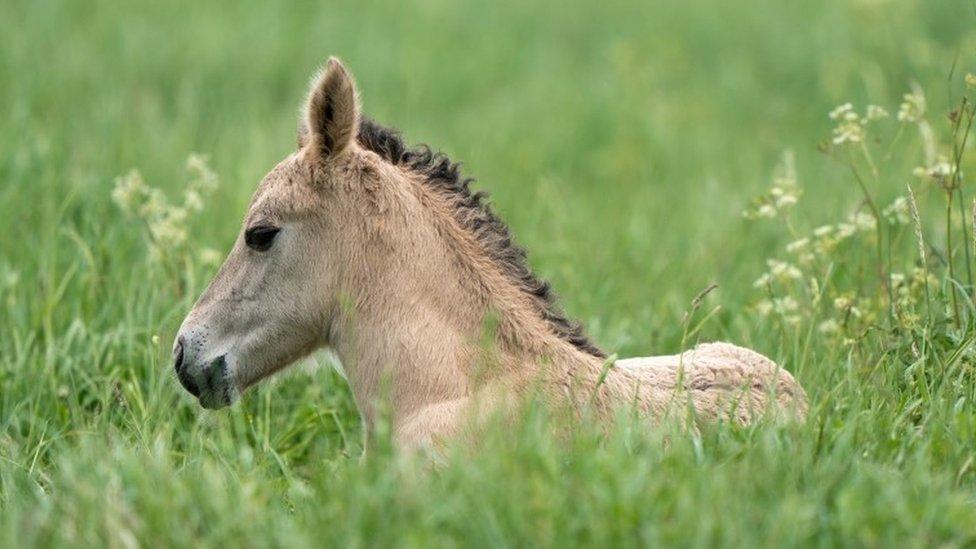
(2, 0), (976, 546)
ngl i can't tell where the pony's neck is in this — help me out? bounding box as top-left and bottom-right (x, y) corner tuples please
(327, 249), (598, 430)
(328, 293), (468, 428)
(326, 168), (603, 429)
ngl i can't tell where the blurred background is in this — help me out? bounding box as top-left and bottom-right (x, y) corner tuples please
(2, 0), (976, 545)
(3, 0), (974, 352)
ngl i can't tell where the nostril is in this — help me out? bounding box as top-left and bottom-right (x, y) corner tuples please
(173, 337), (185, 373)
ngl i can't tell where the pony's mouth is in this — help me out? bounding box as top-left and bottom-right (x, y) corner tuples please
(176, 355), (236, 410)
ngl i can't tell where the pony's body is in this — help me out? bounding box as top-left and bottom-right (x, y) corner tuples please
(173, 58), (806, 450)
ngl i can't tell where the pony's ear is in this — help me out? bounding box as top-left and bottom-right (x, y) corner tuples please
(300, 57), (360, 158)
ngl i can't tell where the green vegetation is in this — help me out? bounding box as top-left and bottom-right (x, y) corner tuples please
(2, 0), (976, 545)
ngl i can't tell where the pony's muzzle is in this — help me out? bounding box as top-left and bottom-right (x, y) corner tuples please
(172, 335), (234, 409)
(173, 336), (201, 398)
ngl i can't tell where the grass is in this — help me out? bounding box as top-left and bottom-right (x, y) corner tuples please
(2, 0), (976, 546)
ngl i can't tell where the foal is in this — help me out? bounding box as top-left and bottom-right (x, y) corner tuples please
(173, 58), (807, 449)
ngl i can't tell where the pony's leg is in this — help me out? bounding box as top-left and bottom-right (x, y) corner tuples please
(616, 342), (807, 423)
(678, 342), (808, 422)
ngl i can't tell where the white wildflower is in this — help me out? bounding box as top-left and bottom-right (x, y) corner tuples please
(786, 238), (810, 253)
(835, 223), (857, 239)
(829, 103), (866, 144)
(813, 225), (834, 238)
(767, 259), (802, 281)
(186, 153), (218, 194)
(914, 155), (957, 182)
(111, 170), (147, 216)
(148, 207), (188, 249)
(850, 211), (876, 232)
(743, 150), (800, 220)
(930, 159), (955, 179)
(112, 153), (222, 266)
(139, 188), (168, 220)
(865, 105), (889, 121)
(897, 89), (926, 123)
(883, 196), (910, 225)
(818, 319), (840, 334)
(832, 119), (865, 145)
(775, 193), (798, 208)
(757, 204), (776, 218)
(773, 296), (799, 315)
(184, 190), (204, 212)
(829, 103), (854, 120)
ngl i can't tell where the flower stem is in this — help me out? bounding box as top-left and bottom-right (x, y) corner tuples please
(846, 158), (892, 323)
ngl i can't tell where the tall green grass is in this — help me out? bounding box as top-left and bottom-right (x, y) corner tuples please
(1, 0), (976, 546)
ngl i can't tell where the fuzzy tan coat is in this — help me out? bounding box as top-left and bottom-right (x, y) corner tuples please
(173, 57), (807, 450)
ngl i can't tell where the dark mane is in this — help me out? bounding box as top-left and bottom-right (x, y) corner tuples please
(357, 117), (605, 358)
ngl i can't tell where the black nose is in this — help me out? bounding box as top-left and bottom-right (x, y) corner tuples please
(173, 337), (185, 374)
(173, 337), (201, 398)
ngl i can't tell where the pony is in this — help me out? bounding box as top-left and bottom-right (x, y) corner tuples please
(173, 57), (807, 449)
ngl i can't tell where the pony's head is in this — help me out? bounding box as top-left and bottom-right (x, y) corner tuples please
(173, 57), (601, 410)
(173, 58), (379, 408)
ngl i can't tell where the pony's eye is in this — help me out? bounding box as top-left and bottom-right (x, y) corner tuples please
(244, 226), (280, 252)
